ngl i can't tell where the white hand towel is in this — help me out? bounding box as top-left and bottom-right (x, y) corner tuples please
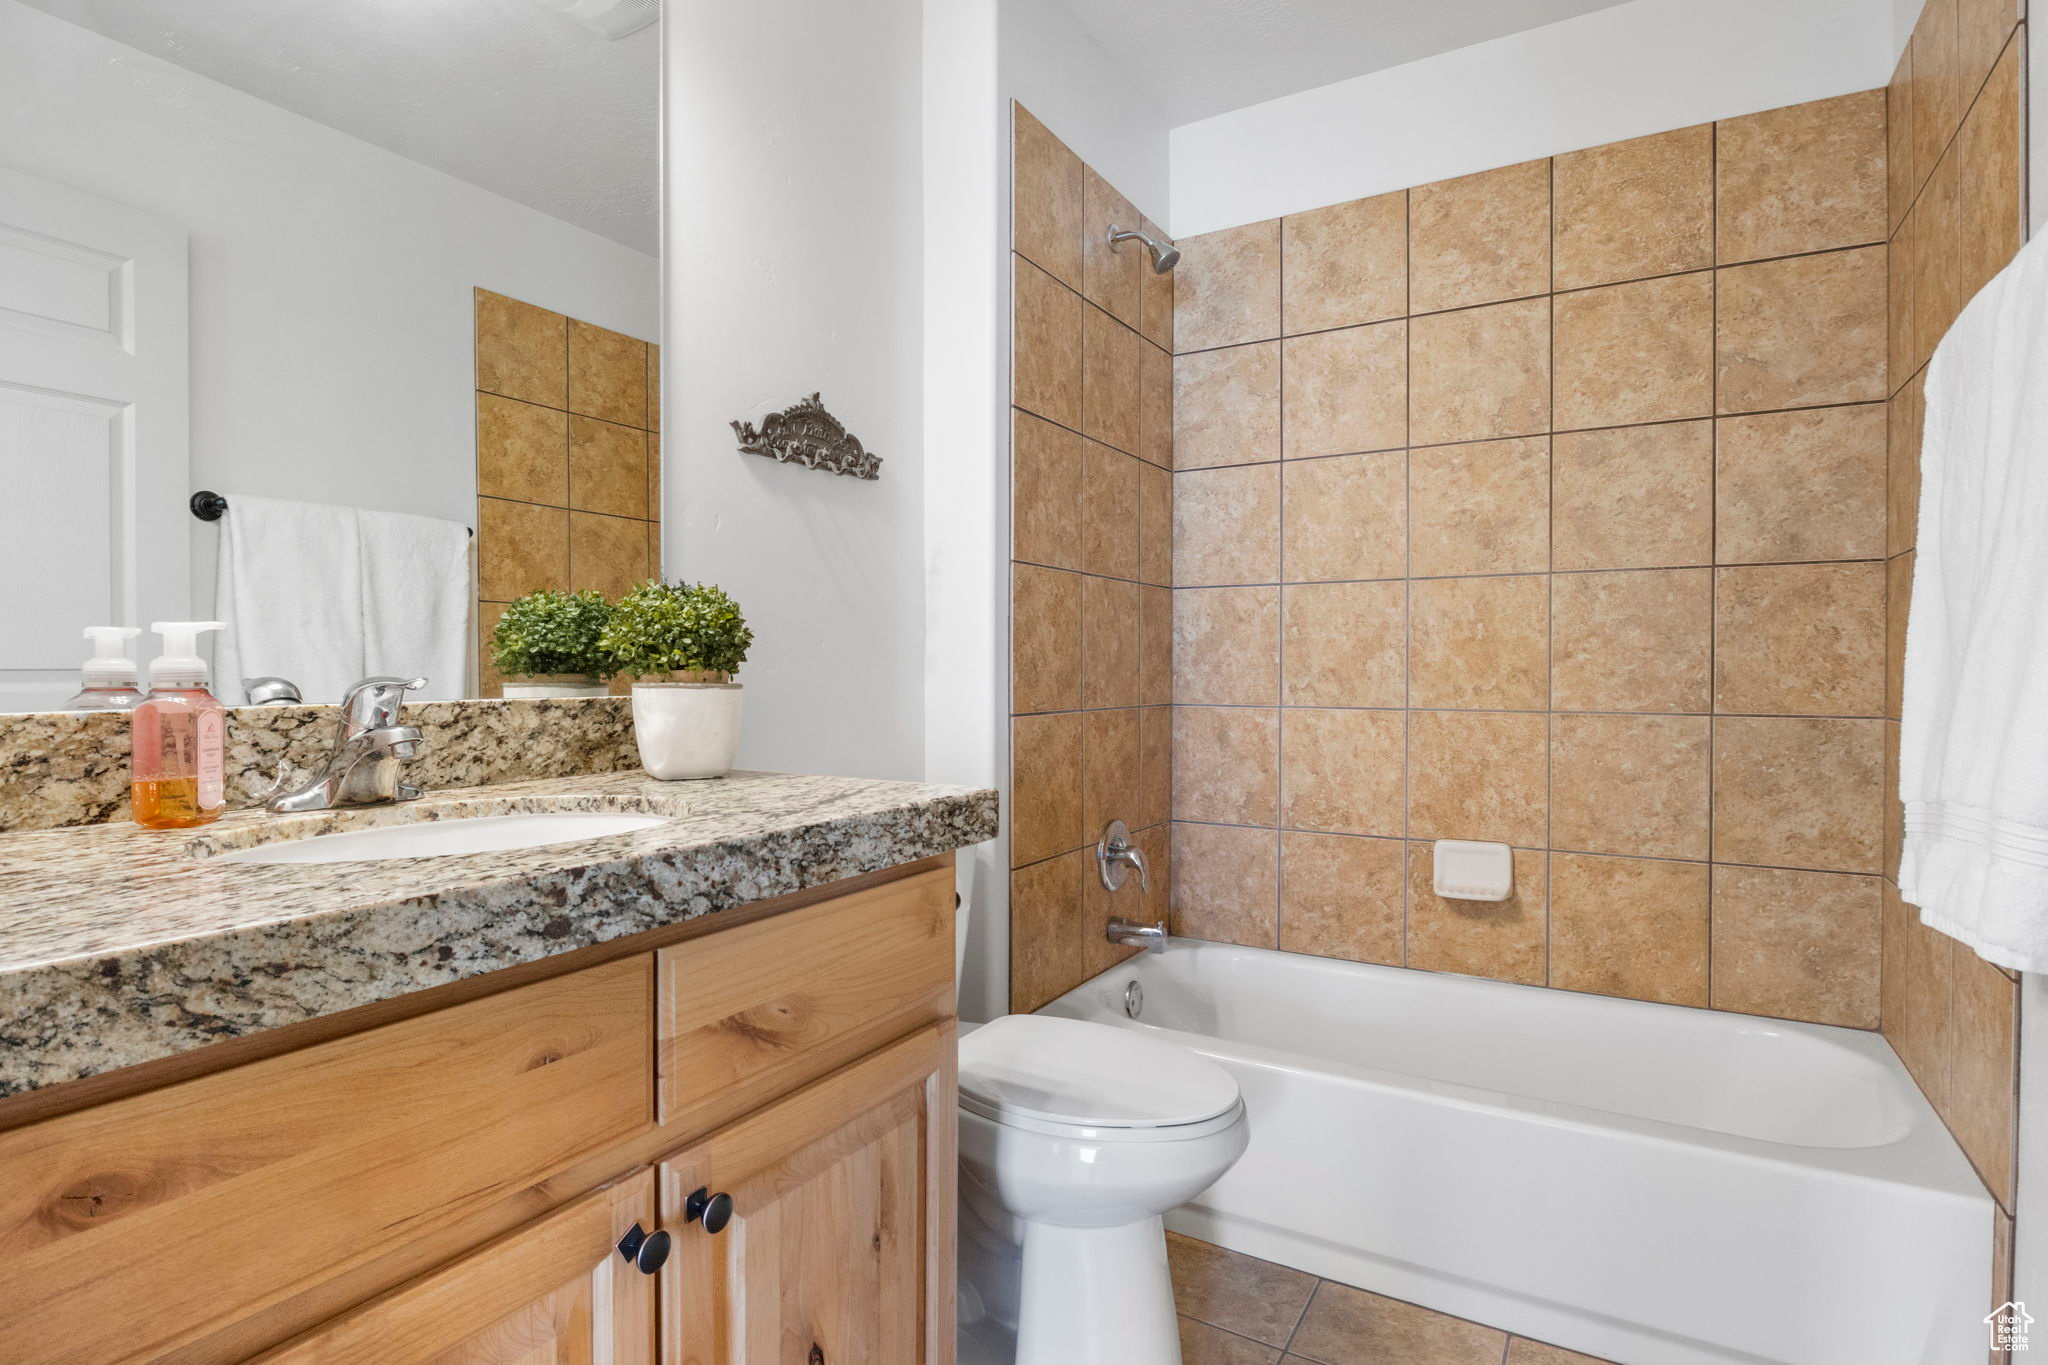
(1899, 227), (2048, 973)
(358, 508), (472, 702)
(212, 494), (365, 706)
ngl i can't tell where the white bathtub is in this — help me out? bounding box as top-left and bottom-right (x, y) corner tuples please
(1041, 940), (1992, 1365)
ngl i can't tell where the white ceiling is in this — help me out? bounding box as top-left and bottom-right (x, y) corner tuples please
(1055, 0), (1636, 125)
(17, 0), (659, 254)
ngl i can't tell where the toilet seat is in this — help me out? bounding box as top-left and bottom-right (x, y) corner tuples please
(959, 1015), (1242, 1139)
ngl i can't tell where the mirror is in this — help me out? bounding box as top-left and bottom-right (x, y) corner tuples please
(0, 0), (661, 711)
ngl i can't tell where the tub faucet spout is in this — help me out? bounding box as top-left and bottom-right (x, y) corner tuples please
(1106, 915), (1167, 953)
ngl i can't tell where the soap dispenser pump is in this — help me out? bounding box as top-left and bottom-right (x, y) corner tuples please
(131, 621), (228, 829)
(64, 626), (143, 711)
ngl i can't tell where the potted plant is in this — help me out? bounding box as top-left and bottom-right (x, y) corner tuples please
(600, 580), (753, 779)
(488, 589), (615, 699)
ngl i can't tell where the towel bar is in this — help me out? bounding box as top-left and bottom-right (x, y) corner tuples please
(189, 490), (472, 536)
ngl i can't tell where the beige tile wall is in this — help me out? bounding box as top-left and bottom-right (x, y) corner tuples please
(1010, 107), (1175, 1011)
(1882, 0), (2026, 1320)
(1167, 89), (1895, 1030)
(474, 289), (661, 695)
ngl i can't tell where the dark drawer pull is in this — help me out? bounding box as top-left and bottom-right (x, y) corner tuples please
(684, 1185), (735, 1234)
(615, 1222), (671, 1274)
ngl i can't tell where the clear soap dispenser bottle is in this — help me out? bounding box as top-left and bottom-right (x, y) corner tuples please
(64, 626), (143, 711)
(131, 620), (228, 829)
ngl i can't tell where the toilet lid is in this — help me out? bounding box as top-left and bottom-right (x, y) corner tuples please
(958, 1015), (1240, 1130)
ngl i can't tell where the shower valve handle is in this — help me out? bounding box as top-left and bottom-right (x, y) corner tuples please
(1097, 820), (1151, 893)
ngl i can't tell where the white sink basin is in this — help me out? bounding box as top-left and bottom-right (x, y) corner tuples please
(211, 811), (669, 865)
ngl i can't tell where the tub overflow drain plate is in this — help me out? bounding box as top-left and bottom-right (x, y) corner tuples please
(1124, 979), (1143, 1019)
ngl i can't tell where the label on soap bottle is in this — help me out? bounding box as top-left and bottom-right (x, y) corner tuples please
(197, 709), (225, 809)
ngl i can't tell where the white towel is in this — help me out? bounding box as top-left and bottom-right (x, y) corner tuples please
(1899, 227), (2048, 973)
(212, 496), (471, 705)
(213, 495), (364, 706)
(358, 508), (472, 702)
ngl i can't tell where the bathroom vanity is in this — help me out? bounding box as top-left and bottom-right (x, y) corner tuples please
(0, 767), (996, 1364)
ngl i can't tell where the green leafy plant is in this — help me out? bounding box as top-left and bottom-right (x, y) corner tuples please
(600, 580), (754, 680)
(489, 589), (616, 678)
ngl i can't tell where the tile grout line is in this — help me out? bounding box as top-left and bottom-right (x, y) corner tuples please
(1275, 219), (1288, 952)
(2001, 15), (2029, 1245)
(1708, 109), (1721, 1010)
(1170, 392), (1891, 472)
(1165, 225), (1183, 944)
(1888, 22), (2023, 243)
(1163, 554), (1890, 587)
(1145, 703), (1889, 726)
(1168, 236), (1889, 361)
(1076, 237), (1099, 890)
(1163, 815), (1887, 881)
(1402, 186), (1414, 965)
(1278, 1276), (1319, 1360)
(1176, 1311), (1300, 1360)
(1544, 151), (1557, 989)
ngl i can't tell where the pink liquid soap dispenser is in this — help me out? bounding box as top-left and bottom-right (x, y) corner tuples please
(131, 620), (227, 829)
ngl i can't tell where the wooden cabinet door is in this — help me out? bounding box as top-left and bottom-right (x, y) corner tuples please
(254, 1170), (659, 1365)
(0, 957), (652, 1365)
(659, 1024), (956, 1365)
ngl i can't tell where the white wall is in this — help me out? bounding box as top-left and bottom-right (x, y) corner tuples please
(925, 0), (1010, 1024)
(1169, 0), (1898, 235)
(1893, 0), (1927, 61)
(999, 0), (1175, 223)
(665, 0), (926, 782)
(0, 0), (659, 633)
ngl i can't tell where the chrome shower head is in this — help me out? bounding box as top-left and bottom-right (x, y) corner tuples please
(1107, 224), (1179, 274)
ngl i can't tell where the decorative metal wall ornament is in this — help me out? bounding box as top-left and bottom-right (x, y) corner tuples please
(731, 393), (882, 481)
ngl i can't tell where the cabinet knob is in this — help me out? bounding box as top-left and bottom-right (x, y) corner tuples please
(615, 1222), (671, 1275)
(684, 1186), (735, 1234)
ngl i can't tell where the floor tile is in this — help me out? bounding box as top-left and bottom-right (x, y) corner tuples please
(1167, 1232), (1317, 1347)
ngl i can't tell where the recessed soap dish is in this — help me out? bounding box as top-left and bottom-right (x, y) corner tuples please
(1432, 840), (1513, 902)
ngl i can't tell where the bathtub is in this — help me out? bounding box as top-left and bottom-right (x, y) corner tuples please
(1041, 940), (1992, 1365)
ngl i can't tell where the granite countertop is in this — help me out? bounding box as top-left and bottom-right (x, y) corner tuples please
(0, 769), (998, 1098)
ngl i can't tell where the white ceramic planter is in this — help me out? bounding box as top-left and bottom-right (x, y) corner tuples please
(631, 680), (743, 779)
(500, 674), (609, 700)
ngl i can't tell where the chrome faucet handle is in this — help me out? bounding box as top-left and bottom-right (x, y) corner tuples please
(266, 680), (428, 814)
(1096, 819), (1151, 893)
(340, 675), (427, 734)
(267, 722), (425, 813)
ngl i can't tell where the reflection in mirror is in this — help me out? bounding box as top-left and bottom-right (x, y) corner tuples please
(0, 0), (661, 711)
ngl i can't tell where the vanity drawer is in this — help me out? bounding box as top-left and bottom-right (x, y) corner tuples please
(658, 864), (954, 1132)
(0, 955), (654, 1365)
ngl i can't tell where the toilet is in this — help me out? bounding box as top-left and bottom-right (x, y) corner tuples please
(955, 1014), (1249, 1365)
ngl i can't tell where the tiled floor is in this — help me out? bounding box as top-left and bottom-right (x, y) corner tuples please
(1169, 1232), (1616, 1365)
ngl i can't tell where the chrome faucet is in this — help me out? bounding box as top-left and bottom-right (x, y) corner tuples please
(1107, 916), (1167, 953)
(268, 676), (427, 813)
(1098, 820), (1166, 953)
